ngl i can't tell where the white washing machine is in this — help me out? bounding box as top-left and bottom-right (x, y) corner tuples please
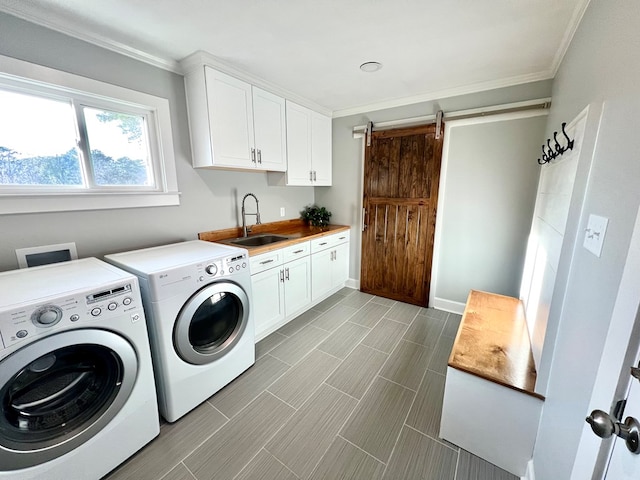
(0, 258), (159, 480)
(105, 240), (255, 423)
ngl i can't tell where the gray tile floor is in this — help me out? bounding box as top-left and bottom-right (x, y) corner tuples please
(106, 288), (517, 480)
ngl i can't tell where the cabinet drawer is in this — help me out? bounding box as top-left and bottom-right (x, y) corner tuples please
(250, 250), (283, 275)
(310, 230), (350, 253)
(282, 241), (310, 263)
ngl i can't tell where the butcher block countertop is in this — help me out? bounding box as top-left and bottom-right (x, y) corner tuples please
(448, 290), (544, 400)
(198, 219), (350, 256)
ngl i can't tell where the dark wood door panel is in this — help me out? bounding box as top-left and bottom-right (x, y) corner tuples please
(361, 125), (443, 306)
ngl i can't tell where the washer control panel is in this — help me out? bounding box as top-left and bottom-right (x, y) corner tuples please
(0, 282), (139, 350)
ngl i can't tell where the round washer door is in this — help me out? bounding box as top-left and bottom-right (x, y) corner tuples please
(0, 329), (137, 471)
(174, 281), (249, 365)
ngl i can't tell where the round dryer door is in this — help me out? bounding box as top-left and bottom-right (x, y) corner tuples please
(0, 329), (137, 471)
(174, 281), (250, 365)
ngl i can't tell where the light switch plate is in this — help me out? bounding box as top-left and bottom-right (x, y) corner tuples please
(583, 214), (608, 257)
(280, 207), (285, 217)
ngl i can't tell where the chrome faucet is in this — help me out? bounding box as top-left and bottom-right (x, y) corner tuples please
(241, 193), (261, 237)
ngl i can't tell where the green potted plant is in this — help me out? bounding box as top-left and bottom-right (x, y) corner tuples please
(301, 204), (332, 228)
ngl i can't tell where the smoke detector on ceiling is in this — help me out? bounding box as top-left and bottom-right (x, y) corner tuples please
(360, 61), (383, 73)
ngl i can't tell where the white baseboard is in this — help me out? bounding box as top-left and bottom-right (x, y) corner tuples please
(345, 278), (360, 290)
(432, 297), (466, 315)
(522, 459), (535, 480)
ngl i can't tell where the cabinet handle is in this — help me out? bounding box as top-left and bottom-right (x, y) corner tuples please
(309, 170), (313, 182)
(285, 267), (290, 280)
(313, 171), (317, 181)
(339, 236), (346, 240)
(280, 269), (285, 282)
(251, 148), (256, 164)
(259, 259), (274, 265)
(293, 249), (304, 254)
(257, 149), (262, 164)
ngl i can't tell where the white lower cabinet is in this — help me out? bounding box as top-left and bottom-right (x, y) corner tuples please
(251, 266), (286, 334)
(283, 256), (312, 316)
(249, 230), (350, 341)
(250, 243), (311, 339)
(311, 232), (350, 302)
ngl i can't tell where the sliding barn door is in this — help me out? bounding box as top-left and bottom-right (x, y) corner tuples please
(360, 125), (443, 306)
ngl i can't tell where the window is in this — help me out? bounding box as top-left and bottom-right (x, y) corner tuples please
(0, 54), (179, 214)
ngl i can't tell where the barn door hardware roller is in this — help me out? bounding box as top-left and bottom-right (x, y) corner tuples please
(435, 110), (443, 140)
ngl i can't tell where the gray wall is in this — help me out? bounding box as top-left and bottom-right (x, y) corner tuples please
(317, 81), (553, 292)
(434, 114), (547, 304)
(0, 13), (313, 272)
(532, 1), (640, 478)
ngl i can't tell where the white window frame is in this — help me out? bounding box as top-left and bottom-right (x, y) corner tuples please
(0, 54), (180, 215)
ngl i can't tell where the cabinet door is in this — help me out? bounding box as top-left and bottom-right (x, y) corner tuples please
(311, 248), (333, 302)
(251, 267), (285, 338)
(205, 67), (255, 169)
(332, 242), (350, 288)
(252, 87), (286, 172)
(285, 101), (313, 185)
(284, 256), (312, 316)
(311, 111), (332, 186)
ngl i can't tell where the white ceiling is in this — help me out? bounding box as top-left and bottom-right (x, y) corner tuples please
(0, 0), (590, 116)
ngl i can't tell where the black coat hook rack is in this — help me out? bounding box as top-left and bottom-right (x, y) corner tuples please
(537, 122), (574, 165)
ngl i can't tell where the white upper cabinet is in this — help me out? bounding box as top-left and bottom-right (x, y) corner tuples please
(285, 101), (332, 186)
(252, 86), (287, 171)
(184, 66), (286, 171)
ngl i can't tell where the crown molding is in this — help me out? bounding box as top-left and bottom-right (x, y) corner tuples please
(549, 0), (592, 76)
(332, 71), (554, 118)
(0, 5), (181, 73)
(179, 51), (332, 116)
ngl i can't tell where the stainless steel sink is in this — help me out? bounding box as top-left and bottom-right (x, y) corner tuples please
(229, 234), (290, 247)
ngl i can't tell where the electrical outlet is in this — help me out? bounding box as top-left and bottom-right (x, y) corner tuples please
(280, 207), (285, 217)
(583, 214), (608, 257)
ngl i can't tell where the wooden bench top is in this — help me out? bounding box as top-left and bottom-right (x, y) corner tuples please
(448, 290), (544, 400)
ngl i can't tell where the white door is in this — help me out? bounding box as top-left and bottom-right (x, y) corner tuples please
(571, 205), (640, 478)
(311, 110), (332, 185)
(604, 374), (640, 478)
(205, 67), (254, 168)
(311, 248), (333, 301)
(251, 267), (285, 339)
(285, 101), (312, 185)
(252, 86), (286, 171)
(332, 242), (350, 288)
(283, 256), (311, 316)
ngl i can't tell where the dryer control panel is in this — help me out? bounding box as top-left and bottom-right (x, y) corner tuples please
(197, 252), (248, 283)
(0, 281), (140, 349)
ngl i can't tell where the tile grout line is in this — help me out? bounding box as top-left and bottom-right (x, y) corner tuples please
(267, 342), (350, 414)
(180, 460), (198, 480)
(376, 374), (418, 393)
(377, 309), (440, 478)
(206, 402), (230, 421)
(228, 391), (301, 480)
(337, 433), (389, 466)
(453, 446), (461, 480)
(403, 424), (460, 453)
(322, 381), (361, 402)
(267, 449), (302, 480)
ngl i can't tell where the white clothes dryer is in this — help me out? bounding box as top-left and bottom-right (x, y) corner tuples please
(0, 258), (159, 480)
(105, 240), (255, 423)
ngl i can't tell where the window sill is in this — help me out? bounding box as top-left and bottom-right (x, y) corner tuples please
(0, 191), (181, 215)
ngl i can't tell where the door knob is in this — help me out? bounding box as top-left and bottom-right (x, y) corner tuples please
(586, 409), (640, 454)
